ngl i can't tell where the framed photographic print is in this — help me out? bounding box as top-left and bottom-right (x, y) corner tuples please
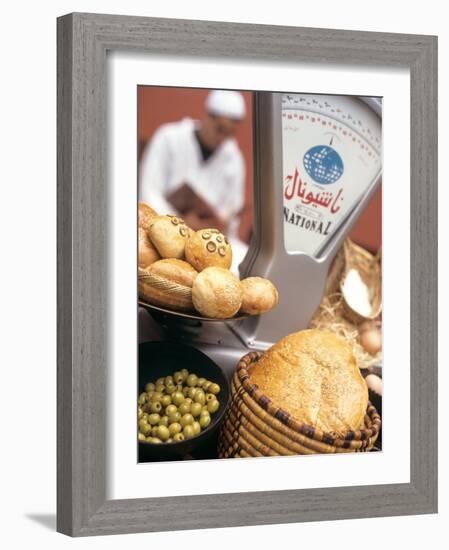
(57, 12), (437, 536)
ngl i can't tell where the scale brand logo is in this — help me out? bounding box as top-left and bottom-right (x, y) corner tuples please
(303, 145), (344, 185)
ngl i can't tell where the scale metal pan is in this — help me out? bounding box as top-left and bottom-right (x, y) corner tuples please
(138, 300), (252, 323)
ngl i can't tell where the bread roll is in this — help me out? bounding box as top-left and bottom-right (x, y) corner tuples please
(185, 229), (232, 271)
(138, 202), (158, 232)
(138, 259), (198, 312)
(138, 227), (160, 268)
(240, 277), (279, 315)
(149, 258), (198, 287)
(148, 215), (191, 259)
(248, 329), (368, 435)
(192, 267), (242, 319)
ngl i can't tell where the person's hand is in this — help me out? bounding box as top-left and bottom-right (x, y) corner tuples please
(182, 210), (205, 231)
(183, 209), (228, 234)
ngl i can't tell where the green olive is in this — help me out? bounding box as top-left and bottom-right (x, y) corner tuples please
(151, 391), (163, 403)
(202, 381), (212, 392)
(156, 377), (165, 386)
(138, 432), (146, 441)
(201, 405), (208, 413)
(192, 421), (201, 435)
(184, 397), (193, 405)
(180, 413), (194, 427)
(144, 382), (155, 393)
(172, 392), (185, 406)
(138, 407), (143, 419)
(186, 374), (198, 387)
(206, 393), (215, 403)
(209, 383), (221, 395)
(207, 399), (219, 414)
(176, 384), (183, 392)
(148, 413), (161, 425)
(151, 426), (159, 437)
(182, 386), (190, 396)
(190, 402), (202, 417)
(194, 389), (206, 406)
(199, 413), (211, 428)
(166, 384), (176, 395)
(173, 372), (184, 385)
(173, 433), (185, 442)
(180, 368), (189, 381)
(138, 420), (151, 435)
(187, 387), (198, 399)
(155, 383), (166, 394)
(165, 375), (174, 386)
(178, 402), (191, 415)
(141, 413), (149, 421)
(167, 438), (173, 443)
(149, 437), (162, 444)
(138, 392), (147, 406)
(160, 394), (172, 408)
(149, 402), (162, 414)
(159, 415), (169, 427)
(183, 425), (195, 439)
(167, 411), (181, 424)
(197, 377), (206, 388)
(165, 404), (177, 416)
(157, 425), (170, 441)
(168, 422), (182, 436)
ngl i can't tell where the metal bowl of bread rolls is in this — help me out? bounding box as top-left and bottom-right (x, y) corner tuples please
(137, 202), (279, 322)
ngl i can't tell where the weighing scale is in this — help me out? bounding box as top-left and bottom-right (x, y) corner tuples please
(139, 92), (382, 380)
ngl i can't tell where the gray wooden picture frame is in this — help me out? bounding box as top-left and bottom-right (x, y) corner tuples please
(57, 12), (438, 537)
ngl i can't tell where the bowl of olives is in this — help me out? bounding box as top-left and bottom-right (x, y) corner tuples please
(138, 341), (230, 461)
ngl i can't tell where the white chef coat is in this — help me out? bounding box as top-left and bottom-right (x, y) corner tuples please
(139, 117), (246, 241)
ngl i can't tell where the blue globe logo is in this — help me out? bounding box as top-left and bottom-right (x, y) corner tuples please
(303, 145), (344, 185)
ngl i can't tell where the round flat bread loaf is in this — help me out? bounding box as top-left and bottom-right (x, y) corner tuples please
(185, 229), (232, 271)
(192, 267), (242, 318)
(148, 215), (191, 259)
(248, 329), (368, 435)
(240, 277), (279, 315)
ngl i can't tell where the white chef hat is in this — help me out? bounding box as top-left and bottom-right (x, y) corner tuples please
(205, 90), (246, 120)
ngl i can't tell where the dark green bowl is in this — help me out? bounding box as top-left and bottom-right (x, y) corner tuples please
(138, 341), (230, 461)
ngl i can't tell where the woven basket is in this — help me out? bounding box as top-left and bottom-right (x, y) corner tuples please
(138, 268), (193, 312)
(340, 239), (382, 325)
(218, 351), (381, 458)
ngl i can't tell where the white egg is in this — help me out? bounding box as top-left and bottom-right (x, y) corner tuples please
(365, 374), (383, 396)
(359, 327), (382, 355)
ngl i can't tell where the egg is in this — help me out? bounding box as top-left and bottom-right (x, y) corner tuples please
(365, 374), (383, 396)
(359, 323), (382, 356)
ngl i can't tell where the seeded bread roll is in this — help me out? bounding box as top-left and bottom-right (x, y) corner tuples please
(240, 277), (279, 315)
(192, 267), (242, 319)
(138, 259), (198, 312)
(248, 329), (368, 436)
(185, 228), (232, 271)
(138, 227), (160, 268)
(148, 215), (191, 259)
(138, 202), (158, 232)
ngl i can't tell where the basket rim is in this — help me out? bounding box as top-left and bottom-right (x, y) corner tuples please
(237, 351), (381, 447)
(138, 270), (193, 297)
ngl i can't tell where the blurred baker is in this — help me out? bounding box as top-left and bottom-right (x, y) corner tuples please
(139, 90), (247, 269)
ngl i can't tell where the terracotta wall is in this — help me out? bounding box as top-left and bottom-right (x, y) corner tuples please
(138, 86), (253, 243)
(138, 87), (381, 252)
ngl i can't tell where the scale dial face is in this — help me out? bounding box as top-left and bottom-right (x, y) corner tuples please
(282, 93), (382, 257)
